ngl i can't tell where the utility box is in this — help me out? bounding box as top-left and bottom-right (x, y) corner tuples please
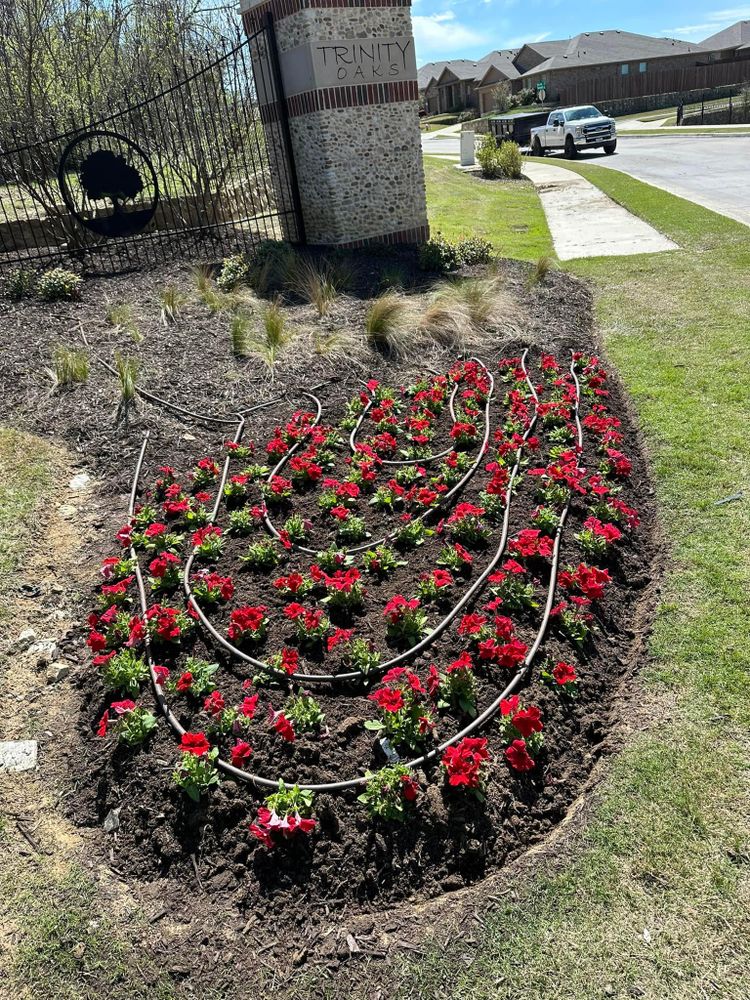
(460, 130), (475, 166)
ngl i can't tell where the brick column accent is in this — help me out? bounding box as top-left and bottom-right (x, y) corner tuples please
(241, 0), (429, 247)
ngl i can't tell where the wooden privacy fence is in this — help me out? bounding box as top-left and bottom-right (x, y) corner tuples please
(554, 57), (750, 107)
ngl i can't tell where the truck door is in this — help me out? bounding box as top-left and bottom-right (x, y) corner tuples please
(546, 112), (564, 148)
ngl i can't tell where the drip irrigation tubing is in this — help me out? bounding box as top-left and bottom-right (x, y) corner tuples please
(182, 356), (527, 683)
(258, 358), (495, 559)
(80, 324), (330, 428)
(348, 376), (462, 467)
(124, 351), (581, 793)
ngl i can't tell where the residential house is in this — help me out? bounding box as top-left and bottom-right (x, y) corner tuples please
(422, 51), (519, 115)
(700, 20), (750, 60)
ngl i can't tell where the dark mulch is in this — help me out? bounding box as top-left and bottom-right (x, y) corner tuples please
(0, 250), (659, 985)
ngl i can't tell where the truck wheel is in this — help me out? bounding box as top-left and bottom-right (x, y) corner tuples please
(603, 141), (617, 155)
(564, 136), (578, 159)
(532, 136), (544, 157)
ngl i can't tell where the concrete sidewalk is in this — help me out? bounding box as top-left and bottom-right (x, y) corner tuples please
(522, 161), (678, 260)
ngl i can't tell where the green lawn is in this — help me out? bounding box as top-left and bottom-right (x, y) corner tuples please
(383, 157), (750, 998)
(424, 155), (553, 261)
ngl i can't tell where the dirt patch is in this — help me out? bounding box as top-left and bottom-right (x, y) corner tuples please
(0, 252), (659, 994)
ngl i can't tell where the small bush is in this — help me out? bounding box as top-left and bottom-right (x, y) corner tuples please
(217, 254), (249, 292)
(4, 267), (35, 300)
(497, 141), (523, 179)
(477, 134), (502, 179)
(418, 235), (462, 274)
(51, 346), (89, 387)
(457, 110), (476, 123)
(37, 268), (82, 302)
(457, 237), (493, 266)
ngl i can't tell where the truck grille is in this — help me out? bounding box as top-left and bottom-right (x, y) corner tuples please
(583, 123), (613, 142)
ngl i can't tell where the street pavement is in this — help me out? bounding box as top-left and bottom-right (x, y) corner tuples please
(421, 132), (750, 228)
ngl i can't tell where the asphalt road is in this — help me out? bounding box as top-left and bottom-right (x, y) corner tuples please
(422, 133), (750, 227)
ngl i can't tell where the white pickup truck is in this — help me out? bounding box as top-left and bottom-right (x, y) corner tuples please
(530, 105), (617, 158)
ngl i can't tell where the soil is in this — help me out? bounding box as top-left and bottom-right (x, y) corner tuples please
(0, 249), (660, 992)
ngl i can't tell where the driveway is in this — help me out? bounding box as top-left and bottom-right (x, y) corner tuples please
(422, 132), (750, 227)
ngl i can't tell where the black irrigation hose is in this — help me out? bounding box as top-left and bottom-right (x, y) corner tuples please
(259, 359), (496, 559)
(348, 377), (463, 467)
(124, 351), (581, 793)
(183, 359), (511, 683)
(80, 324), (330, 427)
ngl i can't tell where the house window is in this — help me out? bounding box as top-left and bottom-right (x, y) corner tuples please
(639, 62), (647, 73)
(621, 63), (629, 75)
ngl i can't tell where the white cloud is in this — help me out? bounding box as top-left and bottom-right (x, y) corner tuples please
(413, 11), (485, 60)
(663, 5), (750, 39)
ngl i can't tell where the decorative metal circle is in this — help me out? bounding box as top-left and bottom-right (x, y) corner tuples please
(58, 129), (159, 238)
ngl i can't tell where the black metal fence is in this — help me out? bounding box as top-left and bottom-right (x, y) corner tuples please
(0, 21), (303, 275)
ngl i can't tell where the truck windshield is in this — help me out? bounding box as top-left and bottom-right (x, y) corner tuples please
(566, 106), (602, 121)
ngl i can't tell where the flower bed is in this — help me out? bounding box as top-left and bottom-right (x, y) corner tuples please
(81, 346), (654, 906)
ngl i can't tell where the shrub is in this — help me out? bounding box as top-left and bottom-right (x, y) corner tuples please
(217, 254), (249, 291)
(52, 346), (89, 387)
(456, 236), (493, 265)
(457, 109), (476, 123)
(4, 267), (35, 300)
(497, 141), (523, 179)
(418, 235), (462, 273)
(477, 134), (501, 178)
(248, 239), (295, 293)
(37, 267), (82, 301)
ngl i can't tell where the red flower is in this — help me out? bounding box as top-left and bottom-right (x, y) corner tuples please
(281, 648), (299, 675)
(500, 695), (520, 715)
(203, 691), (225, 717)
(330, 506), (350, 521)
(511, 705), (543, 738)
(400, 775), (420, 802)
(553, 661), (578, 685)
(176, 671), (193, 693)
(87, 630), (107, 652)
(180, 732), (210, 757)
(327, 628), (354, 651)
(368, 687), (405, 713)
(241, 694), (259, 719)
(272, 712), (295, 742)
(442, 737), (489, 789)
(230, 740), (253, 768)
(505, 739), (536, 772)
(457, 613), (486, 636)
(153, 665), (170, 685)
(96, 712), (109, 737)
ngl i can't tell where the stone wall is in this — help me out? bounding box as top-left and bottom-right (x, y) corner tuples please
(241, 0), (428, 247)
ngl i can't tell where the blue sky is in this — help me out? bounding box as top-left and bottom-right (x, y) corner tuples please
(412, 2), (750, 64)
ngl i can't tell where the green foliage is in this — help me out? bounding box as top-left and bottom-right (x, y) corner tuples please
(230, 310), (252, 357)
(477, 133), (502, 178)
(173, 747), (220, 802)
(458, 236), (494, 265)
(248, 239), (296, 293)
(171, 657), (219, 697)
(496, 140), (524, 179)
(117, 706), (157, 746)
(51, 346), (89, 387)
(263, 781), (314, 818)
(37, 268), (82, 302)
(114, 352), (138, 402)
(284, 693), (325, 733)
(158, 285), (185, 324)
(100, 649), (148, 695)
(358, 764), (417, 821)
(528, 254), (553, 286)
(4, 267), (35, 300)
(241, 538), (280, 569)
(418, 234), (462, 273)
(216, 254), (249, 291)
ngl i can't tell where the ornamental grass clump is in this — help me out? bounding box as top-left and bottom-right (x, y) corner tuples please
(287, 256), (347, 316)
(114, 352), (138, 403)
(159, 284), (185, 324)
(51, 346), (89, 388)
(364, 292), (408, 355)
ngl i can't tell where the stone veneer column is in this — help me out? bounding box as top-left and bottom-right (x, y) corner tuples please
(240, 0), (429, 247)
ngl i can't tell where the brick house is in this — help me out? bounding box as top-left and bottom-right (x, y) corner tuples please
(419, 26), (750, 113)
